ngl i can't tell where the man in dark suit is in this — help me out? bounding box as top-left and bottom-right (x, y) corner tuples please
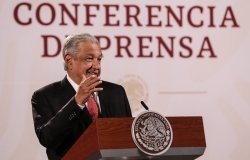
(31, 33), (132, 160)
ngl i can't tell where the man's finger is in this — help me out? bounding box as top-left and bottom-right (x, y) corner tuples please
(82, 75), (100, 86)
(93, 87), (103, 92)
(88, 80), (102, 92)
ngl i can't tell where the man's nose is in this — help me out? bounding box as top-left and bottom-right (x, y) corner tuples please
(92, 58), (101, 68)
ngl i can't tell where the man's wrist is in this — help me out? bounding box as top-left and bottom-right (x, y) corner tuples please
(74, 96), (86, 109)
(77, 103), (85, 109)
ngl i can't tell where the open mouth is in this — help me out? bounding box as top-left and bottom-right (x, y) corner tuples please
(87, 72), (99, 76)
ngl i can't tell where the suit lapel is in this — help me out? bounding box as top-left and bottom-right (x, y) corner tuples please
(60, 76), (76, 100)
(98, 82), (109, 117)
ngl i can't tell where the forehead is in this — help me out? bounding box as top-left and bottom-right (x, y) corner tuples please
(76, 41), (102, 55)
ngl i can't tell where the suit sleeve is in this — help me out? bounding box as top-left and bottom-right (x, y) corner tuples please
(31, 90), (91, 149)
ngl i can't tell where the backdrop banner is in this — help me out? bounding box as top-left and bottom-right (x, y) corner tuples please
(0, 1), (249, 160)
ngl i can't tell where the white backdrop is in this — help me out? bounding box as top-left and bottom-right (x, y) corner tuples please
(1, 1), (250, 159)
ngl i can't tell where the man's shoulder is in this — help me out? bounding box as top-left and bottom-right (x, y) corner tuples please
(102, 80), (122, 88)
(101, 80), (125, 92)
(33, 79), (65, 95)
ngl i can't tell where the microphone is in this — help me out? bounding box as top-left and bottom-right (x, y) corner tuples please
(140, 101), (149, 111)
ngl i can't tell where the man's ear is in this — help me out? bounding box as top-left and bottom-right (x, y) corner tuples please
(64, 54), (72, 63)
(64, 54), (74, 70)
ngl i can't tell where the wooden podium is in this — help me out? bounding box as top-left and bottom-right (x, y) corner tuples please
(63, 117), (206, 160)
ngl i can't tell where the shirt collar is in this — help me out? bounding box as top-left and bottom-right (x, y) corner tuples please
(66, 74), (98, 97)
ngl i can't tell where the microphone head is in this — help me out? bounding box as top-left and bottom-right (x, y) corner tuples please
(141, 101), (149, 111)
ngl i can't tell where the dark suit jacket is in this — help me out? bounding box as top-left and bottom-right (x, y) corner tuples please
(31, 77), (132, 160)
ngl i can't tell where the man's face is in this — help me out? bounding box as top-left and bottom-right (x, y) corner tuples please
(66, 41), (102, 84)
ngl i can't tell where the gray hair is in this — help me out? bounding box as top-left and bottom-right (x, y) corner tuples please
(62, 33), (100, 70)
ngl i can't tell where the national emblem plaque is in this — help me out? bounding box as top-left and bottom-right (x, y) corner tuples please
(131, 111), (173, 156)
